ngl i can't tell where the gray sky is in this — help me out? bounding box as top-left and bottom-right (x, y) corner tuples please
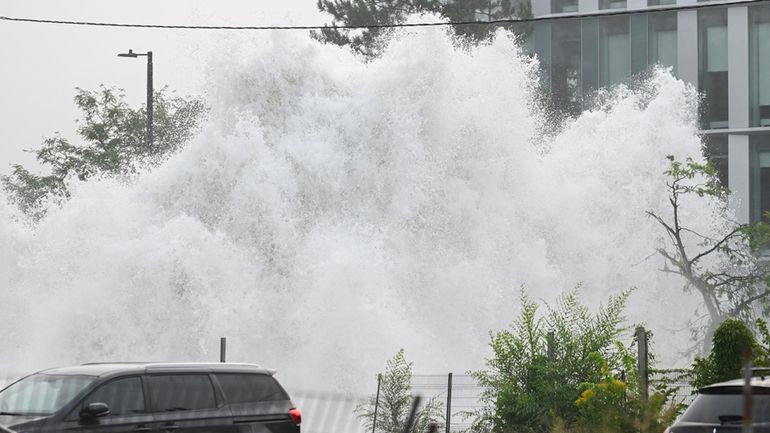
(0, 0), (323, 171)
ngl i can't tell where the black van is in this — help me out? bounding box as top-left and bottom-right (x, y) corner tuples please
(0, 362), (301, 433)
(665, 377), (770, 433)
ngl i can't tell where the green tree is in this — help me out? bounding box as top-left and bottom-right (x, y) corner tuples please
(690, 318), (763, 389)
(471, 288), (631, 433)
(312, 0), (532, 58)
(2, 85), (206, 219)
(647, 156), (770, 350)
(356, 349), (444, 433)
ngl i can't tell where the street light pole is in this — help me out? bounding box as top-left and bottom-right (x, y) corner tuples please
(117, 49), (153, 148)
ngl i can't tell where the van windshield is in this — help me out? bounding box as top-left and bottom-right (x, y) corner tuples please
(0, 374), (95, 416)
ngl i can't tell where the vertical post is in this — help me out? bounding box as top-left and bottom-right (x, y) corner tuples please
(743, 347), (753, 433)
(402, 396), (422, 433)
(219, 337), (226, 363)
(547, 331), (555, 362)
(446, 373), (453, 433)
(146, 51), (154, 149)
(547, 331), (556, 413)
(636, 326), (649, 402)
(372, 374), (382, 433)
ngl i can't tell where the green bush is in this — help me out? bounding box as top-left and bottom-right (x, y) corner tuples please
(690, 318), (756, 389)
(472, 288), (682, 433)
(472, 288), (629, 433)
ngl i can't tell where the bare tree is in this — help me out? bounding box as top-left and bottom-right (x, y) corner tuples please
(648, 155), (770, 350)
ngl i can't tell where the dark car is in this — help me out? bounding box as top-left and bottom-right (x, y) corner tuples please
(0, 362), (301, 433)
(666, 377), (770, 433)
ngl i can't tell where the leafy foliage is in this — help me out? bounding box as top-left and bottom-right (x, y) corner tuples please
(471, 288), (632, 433)
(648, 155), (770, 349)
(573, 361), (681, 433)
(690, 318), (765, 389)
(312, 0), (533, 58)
(472, 289), (683, 433)
(2, 86), (206, 220)
(356, 349), (444, 433)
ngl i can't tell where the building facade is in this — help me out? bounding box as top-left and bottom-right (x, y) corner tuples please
(528, 0), (770, 224)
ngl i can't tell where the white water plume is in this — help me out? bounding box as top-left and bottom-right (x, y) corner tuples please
(1, 25), (716, 391)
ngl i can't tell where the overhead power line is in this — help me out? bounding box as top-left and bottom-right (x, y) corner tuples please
(0, 0), (767, 31)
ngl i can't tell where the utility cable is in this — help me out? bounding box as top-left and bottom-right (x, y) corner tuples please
(0, 0), (768, 31)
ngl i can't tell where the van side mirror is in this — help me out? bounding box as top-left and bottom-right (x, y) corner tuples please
(79, 402), (110, 419)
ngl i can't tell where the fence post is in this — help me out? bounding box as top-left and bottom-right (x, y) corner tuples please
(636, 326), (648, 402)
(547, 331), (555, 362)
(372, 374), (382, 433)
(743, 347), (753, 433)
(446, 373), (453, 433)
(220, 337), (227, 363)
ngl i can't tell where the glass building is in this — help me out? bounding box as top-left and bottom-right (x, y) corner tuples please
(529, 0), (770, 224)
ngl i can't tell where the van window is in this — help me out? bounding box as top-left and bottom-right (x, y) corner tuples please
(0, 374), (95, 415)
(83, 377), (144, 416)
(216, 374), (288, 404)
(148, 375), (216, 411)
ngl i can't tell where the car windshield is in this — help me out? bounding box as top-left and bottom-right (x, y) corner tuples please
(0, 374), (95, 416)
(680, 390), (770, 424)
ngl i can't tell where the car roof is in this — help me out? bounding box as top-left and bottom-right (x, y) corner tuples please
(39, 362), (276, 377)
(701, 376), (770, 391)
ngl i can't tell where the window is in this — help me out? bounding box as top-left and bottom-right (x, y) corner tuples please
(600, 0), (627, 9)
(83, 377), (144, 416)
(599, 16), (630, 86)
(582, 18), (599, 96)
(216, 374), (288, 404)
(703, 134), (729, 187)
(648, 0), (676, 5)
(148, 375), (216, 412)
(0, 374), (95, 415)
(751, 135), (770, 222)
(551, 19), (582, 114)
(750, 5), (770, 127)
(699, 8), (729, 129)
(649, 12), (677, 74)
(551, 0), (578, 13)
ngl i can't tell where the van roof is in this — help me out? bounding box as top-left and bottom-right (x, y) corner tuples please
(701, 376), (770, 392)
(39, 362), (276, 377)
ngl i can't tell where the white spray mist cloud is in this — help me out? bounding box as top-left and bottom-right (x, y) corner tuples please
(0, 25), (716, 390)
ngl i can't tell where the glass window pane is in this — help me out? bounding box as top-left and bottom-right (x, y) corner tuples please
(699, 8), (729, 129)
(706, 26), (728, 72)
(750, 5), (770, 127)
(216, 374), (288, 404)
(551, 19), (581, 114)
(648, 0), (676, 5)
(759, 24), (770, 107)
(751, 136), (770, 222)
(582, 18), (599, 98)
(630, 15), (648, 75)
(649, 12), (678, 74)
(83, 377), (145, 416)
(148, 375), (216, 412)
(0, 374), (95, 416)
(552, 0), (579, 13)
(599, 17), (630, 87)
(600, 0), (627, 9)
(703, 135), (729, 187)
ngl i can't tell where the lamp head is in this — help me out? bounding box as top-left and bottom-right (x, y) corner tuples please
(117, 49), (139, 58)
